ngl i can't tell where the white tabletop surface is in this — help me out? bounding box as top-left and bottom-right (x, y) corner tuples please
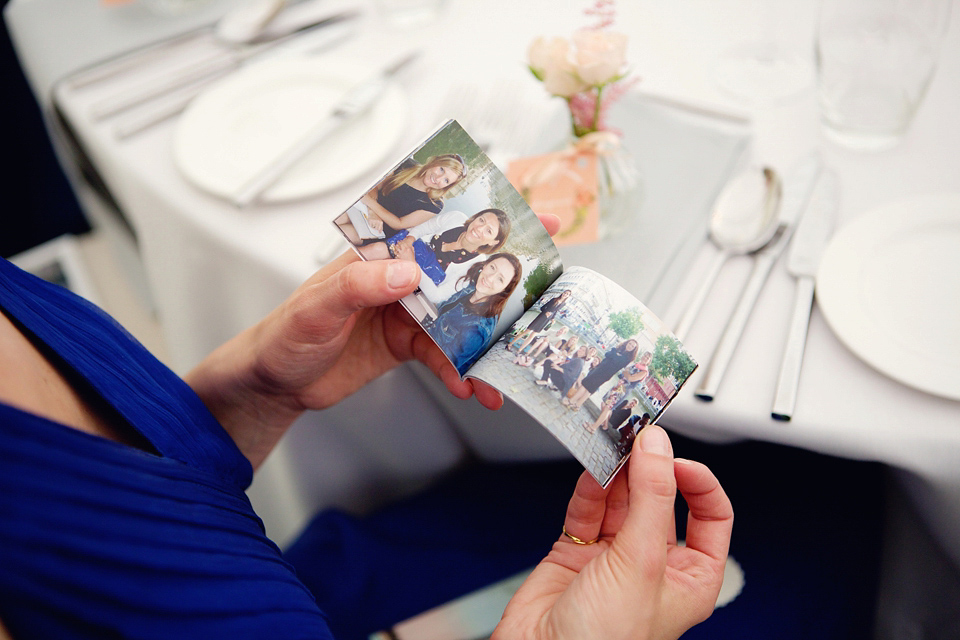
(9, 0), (960, 553)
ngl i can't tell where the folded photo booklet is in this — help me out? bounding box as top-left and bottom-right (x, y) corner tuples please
(334, 120), (697, 488)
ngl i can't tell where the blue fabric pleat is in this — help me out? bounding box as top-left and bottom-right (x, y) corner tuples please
(0, 258), (332, 639)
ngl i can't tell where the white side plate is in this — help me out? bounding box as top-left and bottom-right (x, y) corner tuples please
(816, 194), (960, 400)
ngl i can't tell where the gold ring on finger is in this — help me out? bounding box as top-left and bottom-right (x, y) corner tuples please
(562, 525), (599, 545)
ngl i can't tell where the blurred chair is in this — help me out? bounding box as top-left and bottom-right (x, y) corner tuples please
(0, 9), (88, 259)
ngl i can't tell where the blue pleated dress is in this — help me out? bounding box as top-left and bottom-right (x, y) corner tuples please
(0, 258), (333, 639)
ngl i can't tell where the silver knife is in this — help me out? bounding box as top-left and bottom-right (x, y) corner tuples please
(695, 151), (823, 401)
(771, 169), (839, 420)
(233, 52), (419, 208)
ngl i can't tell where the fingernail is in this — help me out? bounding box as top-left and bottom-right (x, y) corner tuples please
(387, 261), (418, 288)
(641, 426), (671, 456)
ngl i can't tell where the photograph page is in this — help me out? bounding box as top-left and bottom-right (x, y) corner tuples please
(334, 119), (562, 377)
(333, 120), (697, 487)
(467, 267), (698, 487)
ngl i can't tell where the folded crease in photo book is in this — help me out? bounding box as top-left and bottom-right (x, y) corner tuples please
(333, 120), (697, 488)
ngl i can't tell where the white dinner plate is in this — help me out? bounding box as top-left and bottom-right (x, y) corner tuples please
(173, 57), (406, 203)
(816, 194), (960, 400)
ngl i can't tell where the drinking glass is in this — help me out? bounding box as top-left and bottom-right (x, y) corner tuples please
(714, 0), (815, 105)
(817, 0), (952, 151)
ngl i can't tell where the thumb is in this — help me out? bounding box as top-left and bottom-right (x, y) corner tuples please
(611, 425), (677, 571)
(311, 259), (421, 322)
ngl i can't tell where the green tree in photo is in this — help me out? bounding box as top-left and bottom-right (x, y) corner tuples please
(608, 308), (644, 340)
(522, 262), (555, 308)
(651, 334), (697, 383)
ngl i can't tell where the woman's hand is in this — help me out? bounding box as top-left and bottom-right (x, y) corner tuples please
(393, 236), (417, 262)
(494, 426), (733, 640)
(188, 213), (561, 468)
(186, 255), (498, 467)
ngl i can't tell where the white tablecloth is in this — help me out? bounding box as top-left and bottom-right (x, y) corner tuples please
(8, 0), (960, 559)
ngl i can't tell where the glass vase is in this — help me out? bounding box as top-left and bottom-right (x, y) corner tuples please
(593, 138), (643, 239)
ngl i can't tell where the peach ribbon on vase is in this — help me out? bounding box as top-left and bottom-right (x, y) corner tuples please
(515, 131), (622, 192)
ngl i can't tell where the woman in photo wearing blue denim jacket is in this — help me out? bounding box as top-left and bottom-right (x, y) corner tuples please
(427, 253), (522, 376)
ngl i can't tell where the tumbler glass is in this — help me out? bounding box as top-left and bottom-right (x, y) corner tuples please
(816, 0), (952, 151)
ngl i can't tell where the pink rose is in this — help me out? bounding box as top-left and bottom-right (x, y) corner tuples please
(571, 29), (628, 86)
(528, 36), (589, 98)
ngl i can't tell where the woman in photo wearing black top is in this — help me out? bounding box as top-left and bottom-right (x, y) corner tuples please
(338, 154), (468, 245)
(507, 289), (572, 354)
(566, 338), (640, 411)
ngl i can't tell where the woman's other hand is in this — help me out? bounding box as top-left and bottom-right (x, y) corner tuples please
(494, 426), (733, 640)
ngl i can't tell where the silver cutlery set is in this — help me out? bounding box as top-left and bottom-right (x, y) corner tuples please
(673, 165), (782, 341)
(67, 0), (422, 208)
(677, 152), (839, 420)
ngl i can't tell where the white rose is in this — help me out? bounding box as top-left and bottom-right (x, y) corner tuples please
(529, 36), (589, 97)
(571, 29), (628, 86)
(528, 37), (565, 75)
(543, 66), (589, 98)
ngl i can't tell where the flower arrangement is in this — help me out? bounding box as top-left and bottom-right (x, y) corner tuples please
(527, 0), (637, 138)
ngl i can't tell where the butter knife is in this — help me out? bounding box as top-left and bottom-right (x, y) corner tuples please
(233, 52), (419, 208)
(771, 169), (839, 420)
(695, 152), (823, 401)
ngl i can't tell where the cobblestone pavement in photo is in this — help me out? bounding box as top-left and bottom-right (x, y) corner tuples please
(471, 341), (624, 484)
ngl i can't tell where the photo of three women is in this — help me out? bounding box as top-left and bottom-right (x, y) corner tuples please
(333, 128), (555, 378)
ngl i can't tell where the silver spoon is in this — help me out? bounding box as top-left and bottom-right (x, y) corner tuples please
(673, 166), (782, 340)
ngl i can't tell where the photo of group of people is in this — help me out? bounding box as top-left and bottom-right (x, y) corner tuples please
(333, 120), (696, 487)
(467, 267), (698, 487)
(334, 120), (562, 376)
